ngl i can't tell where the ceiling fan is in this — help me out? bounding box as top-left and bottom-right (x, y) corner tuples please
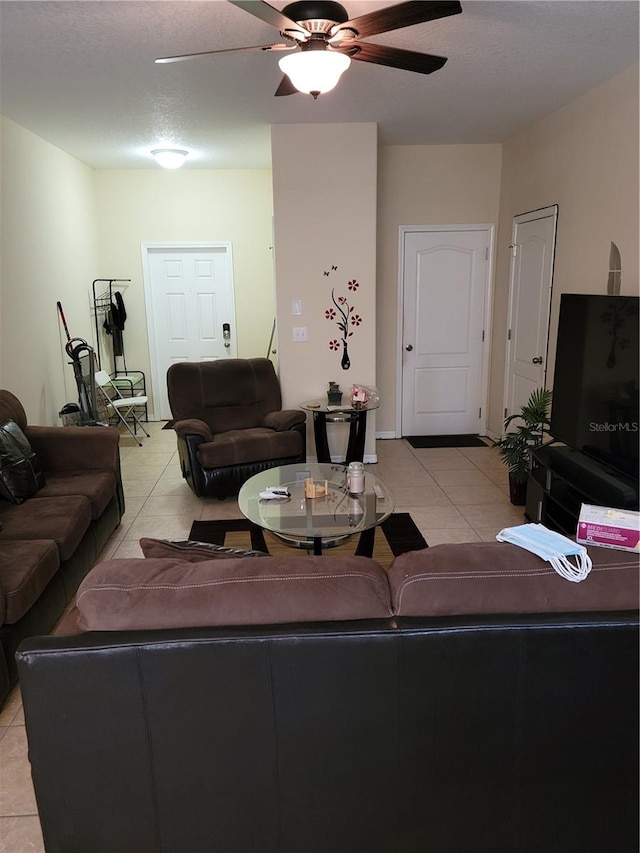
(155, 0), (462, 98)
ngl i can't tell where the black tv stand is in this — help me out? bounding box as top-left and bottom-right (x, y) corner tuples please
(581, 444), (637, 480)
(526, 445), (639, 535)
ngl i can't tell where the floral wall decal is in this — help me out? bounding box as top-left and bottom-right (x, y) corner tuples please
(324, 266), (363, 370)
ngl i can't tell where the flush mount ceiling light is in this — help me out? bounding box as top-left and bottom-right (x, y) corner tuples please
(151, 148), (189, 169)
(278, 47), (350, 98)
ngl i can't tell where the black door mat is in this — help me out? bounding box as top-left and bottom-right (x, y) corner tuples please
(406, 435), (489, 449)
(162, 421), (174, 430)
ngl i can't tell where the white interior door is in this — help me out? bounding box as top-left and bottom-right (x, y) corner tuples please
(503, 206), (557, 425)
(400, 227), (492, 436)
(143, 244), (236, 420)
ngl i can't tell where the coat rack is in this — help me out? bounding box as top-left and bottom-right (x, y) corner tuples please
(91, 277), (148, 425)
(91, 278), (131, 372)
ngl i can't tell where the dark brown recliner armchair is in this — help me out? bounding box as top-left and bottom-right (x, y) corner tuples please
(167, 359), (306, 498)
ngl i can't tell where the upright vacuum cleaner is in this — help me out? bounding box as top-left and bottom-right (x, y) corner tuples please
(57, 301), (98, 424)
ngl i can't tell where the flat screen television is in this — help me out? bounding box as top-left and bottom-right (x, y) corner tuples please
(549, 294), (639, 480)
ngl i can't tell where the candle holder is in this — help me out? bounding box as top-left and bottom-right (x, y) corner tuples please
(327, 382), (343, 406)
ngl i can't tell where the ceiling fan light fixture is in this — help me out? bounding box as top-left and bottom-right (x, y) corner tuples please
(151, 148), (189, 169)
(278, 50), (350, 96)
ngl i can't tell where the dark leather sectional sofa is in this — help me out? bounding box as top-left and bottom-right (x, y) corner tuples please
(0, 389), (124, 707)
(17, 539), (639, 853)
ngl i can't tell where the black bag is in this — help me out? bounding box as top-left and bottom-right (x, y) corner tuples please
(0, 420), (46, 503)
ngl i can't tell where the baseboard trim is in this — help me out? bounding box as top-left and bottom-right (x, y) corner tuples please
(376, 431), (397, 440)
(309, 454), (378, 464)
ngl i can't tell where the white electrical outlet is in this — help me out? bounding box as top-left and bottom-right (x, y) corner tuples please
(292, 327), (308, 342)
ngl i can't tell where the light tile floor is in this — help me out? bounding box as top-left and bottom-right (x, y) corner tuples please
(0, 421), (526, 851)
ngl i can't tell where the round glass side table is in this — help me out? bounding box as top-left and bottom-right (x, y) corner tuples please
(300, 400), (379, 464)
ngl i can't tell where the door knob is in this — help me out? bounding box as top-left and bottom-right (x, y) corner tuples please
(532, 356), (543, 364)
(405, 344), (413, 352)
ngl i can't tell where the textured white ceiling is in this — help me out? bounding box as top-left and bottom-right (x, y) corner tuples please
(0, 0), (637, 169)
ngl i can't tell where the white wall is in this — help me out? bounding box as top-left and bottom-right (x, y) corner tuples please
(0, 118), (99, 423)
(376, 144), (503, 434)
(490, 65), (640, 436)
(271, 123), (378, 460)
(93, 170), (275, 412)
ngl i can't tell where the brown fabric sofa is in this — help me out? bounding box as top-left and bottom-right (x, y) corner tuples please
(167, 358), (306, 498)
(0, 390), (124, 708)
(72, 538), (639, 631)
(17, 540), (639, 853)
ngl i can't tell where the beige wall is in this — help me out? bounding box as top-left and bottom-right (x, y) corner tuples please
(0, 118), (99, 424)
(93, 170), (275, 413)
(376, 144), (503, 434)
(490, 65), (640, 437)
(2, 64), (637, 436)
(0, 125), (275, 422)
(272, 123), (378, 460)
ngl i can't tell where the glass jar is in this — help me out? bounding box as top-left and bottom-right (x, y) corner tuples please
(347, 461), (365, 494)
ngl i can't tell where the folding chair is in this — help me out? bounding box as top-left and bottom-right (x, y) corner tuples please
(94, 370), (150, 445)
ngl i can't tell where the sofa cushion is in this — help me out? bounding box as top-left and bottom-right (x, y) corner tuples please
(167, 358), (284, 432)
(197, 428), (303, 468)
(389, 541), (640, 617)
(76, 555), (393, 631)
(36, 470), (117, 519)
(0, 495), (92, 561)
(139, 538), (267, 561)
(0, 540), (60, 624)
(0, 420), (45, 503)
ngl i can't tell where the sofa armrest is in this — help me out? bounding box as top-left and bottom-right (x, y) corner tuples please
(25, 425), (121, 474)
(262, 410), (306, 431)
(173, 419), (212, 441)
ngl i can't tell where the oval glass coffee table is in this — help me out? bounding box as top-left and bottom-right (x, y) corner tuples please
(238, 463), (394, 556)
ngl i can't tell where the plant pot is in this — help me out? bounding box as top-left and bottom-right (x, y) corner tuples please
(508, 474), (527, 506)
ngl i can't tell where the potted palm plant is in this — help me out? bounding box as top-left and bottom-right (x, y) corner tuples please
(495, 388), (552, 505)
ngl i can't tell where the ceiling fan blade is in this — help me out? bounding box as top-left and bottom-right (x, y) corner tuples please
(155, 43), (293, 64)
(348, 42), (447, 75)
(228, 1), (308, 39)
(274, 75), (300, 97)
(335, 1), (461, 40)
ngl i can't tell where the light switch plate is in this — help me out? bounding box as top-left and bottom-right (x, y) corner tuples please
(293, 327), (308, 342)
(292, 299), (302, 315)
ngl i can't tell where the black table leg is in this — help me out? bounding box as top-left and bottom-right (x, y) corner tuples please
(345, 411), (368, 463)
(355, 526), (375, 557)
(312, 412), (331, 463)
(249, 523), (268, 553)
(312, 537), (323, 556)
